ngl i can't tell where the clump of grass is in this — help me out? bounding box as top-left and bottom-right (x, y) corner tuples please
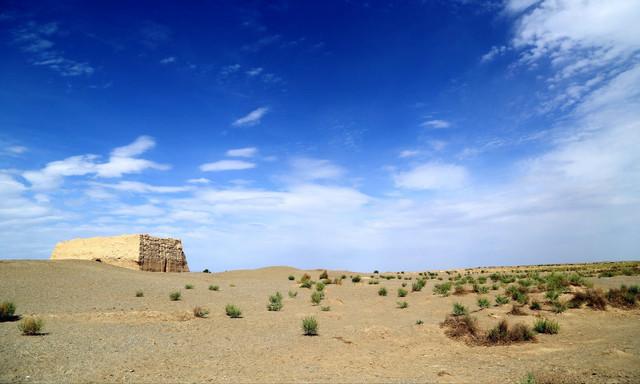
(169, 291), (182, 301)
(570, 289), (607, 310)
(416, 319), (424, 325)
(300, 280), (313, 289)
(533, 318), (559, 334)
(288, 290), (298, 298)
(0, 301), (17, 321)
(302, 316), (318, 336)
(315, 282), (325, 292)
(135, 290), (144, 297)
(397, 301), (409, 309)
(351, 275), (361, 283)
(495, 295), (509, 305)
(508, 304), (526, 316)
(441, 314), (480, 341)
(378, 287), (388, 296)
(452, 302), (468, 316)
(545, 290), (560, 302)
(401, 282), (407, 287)
(225, 304), (242, 318)
(412, 279), (426, 292)
(18, 316), (44, 336)
(320, 306), (331, 311)
(606, 285), (638, 308)
(209, 285), (220, 291)
(529, 300), (541, 310)
(551, 301), (567, 313)
(486, 319), (535, 344)
(319, 270), (329, 280)
(433, 282), (452, 296)
(185, 284), (194, 290)
(477, 297), (490, 309)
(311, 291), (323, 305)
(267, 292), (284, 311)
(454, 284), (466, 295)
(193, 306), (210, 318)
(397, 288), (408, 297)
(288, 275), (295, 281)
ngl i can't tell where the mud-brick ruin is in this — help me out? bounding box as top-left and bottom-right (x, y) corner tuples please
(50, 234), (190, 272)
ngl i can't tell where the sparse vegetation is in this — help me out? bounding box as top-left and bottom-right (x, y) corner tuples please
(185, 284), (194, 289)
(302, 316), (318, 336)
(225, 304), (242, 318)
(433, 282), (452, 296)
(18, 316), (44, 336)
(486, 320), (535, 344)
(508, 304), (526, 316)
(0, 301), (17, 321)
(397, 288), (408, 297)
(551, 301), (568, 313)
(529, 300), (541, 310)
(169, 291), (182, 301)
(193, 306), (210, 318)
(452, 302), (468, 316)
(351, 275), (361, 283)
(311, 291), (323, 305)
(570, 289), (607, 310)
(321, 306), (331, 311)
(319, 270), (329, 280)
(267, 292), (284, 311)
(378, 287), (387, 296)
(477, 297), (490, 309)
(288, 290), (298, 298)
(533, 318), (559, 334)
(209, 285), (220, 291)
(495, 295), (509, 305)
(315, 282), (325, 292)
(416, 319), (424, 325)
(606, 285), (639, 308)
(397, 301), (409, 309)
(288, 275), (295, 281)
(135, 290), (144, 297)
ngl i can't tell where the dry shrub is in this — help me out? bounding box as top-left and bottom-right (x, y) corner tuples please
(485, 319), (535, 345)
(319, 270), (329, 280)
(606, 285), (638, 309)
(569, 289), (607, 310)
(441, 314), (480, 343)
(508, 304), (527, 316)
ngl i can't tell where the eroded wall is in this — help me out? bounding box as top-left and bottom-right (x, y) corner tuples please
(139, 235), (189, 272)
(50, 234), (141, 270)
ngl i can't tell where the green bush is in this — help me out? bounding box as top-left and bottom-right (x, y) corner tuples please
(477, 297), (490, 309)
(495, 295), (509, 305)
(433, 282), (452, 296)
(412, 279), (426, 292)
(529, 300), (541, 310)
(185, 284), (194, 290)
(193, 306), (210, 318)
(351, 275), (361, 283)
(169, 291), (182, 301)
(452, 302), (468, 316)
(533, 318), (559, 334)
(315, 282), (325, 292)
(267, 292), (284, 311)
(321, 306), (331, 311)
(288, 290), (298, 298)
(135, 290), (144, 297)
(288, 275), (295, 281)
(18, 316), (43, 336)
(397, 301), (409, 309)
(300, 280), (313, 289)
(415, 319), (424, 325)
(225, 304), (242, 318)
(545, 290), (560, 302)
(378, 287), (388, 296)
(0, 301), (17, 320)
(302, 316), (318, 336)
(397, 288), (408, 297)
(551, 301), (567, 313)
(209, 285), (220, 291)
(311, 291), (323, 305)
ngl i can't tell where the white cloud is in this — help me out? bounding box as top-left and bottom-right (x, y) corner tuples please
(226, 147), (258, 158)
(232, 107), (269, 127)
(94, 181), (191, 194)
(399, 150), (420, 158)
(393, 162), (468, 190)
(421, 119), (451, 129)
(200, 160), (256, 172)
(5, 145), (28, 155)
(160, 56), (176, 64)
(481, 45), (507, 63)
(288, 158), (345, 181)
(187, 178), (210, 184)
(246, 67), (263, 76)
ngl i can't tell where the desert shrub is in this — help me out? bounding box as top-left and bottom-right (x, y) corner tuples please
(311, 291), (323, 305)
(491, 284), (499, 290)
(454, 284), (466, 295)
(135, 290), (144, 297)
(568, 273), (585, 286)
(209, 285), (220, 291)
(397, 288), (408, 297)
(533, 318), (559, 334)
(495, 295), (509, 305)
(477, 297), (490, 309)
(333, 277), (343, 285)
(300, 280), (313, 289)
(486, 320), (535, 344)
(508, 304), (526, 316)
(368, 279), (379, 285)
(193, 306), (210, 318)
(401, 282), (407, 287)
(319, 270), (329, 280)
(433, 282), (452, 296)
(606, 285), (638, 308)
(416, 319), (424, 325)
(374, 270), (379, 274)
(570, 289), (606, 310)
(300, 273), (312, 283)
(397, 301), (409, 309)
(185, 284), (194, 290)
(320, 306), (331, 311)
(225, 304), (242, 318)
(315, 282), (325, 292)
(452, 302), (468, 316)
(378, 287), (388, 296)
(544, 290), (560, 302)
(529, 300), (541, 310)
(169, 291), (182, 301)
(515, 292), (530, 305)
(203, 269), (210, 273)
(351, 275), (361, 283)
(18, 316), (43, 336)
(0, 301), (17, 320)
(288, 290), (298, 298)
(267, 292), (284, 311)
(288, 275), (295, 281)
(478, 276), (487, 284)
(341, 274), (347, 279)
(442, 314), (480, 340)
(412, 280), (424, 292)
(551, 301), (567, 313)
(477, 285), (489, 294)
(302, 316), (318, 336)
(509, 323), (536, 342)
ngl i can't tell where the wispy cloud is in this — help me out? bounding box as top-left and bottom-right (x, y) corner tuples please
(159, 56), (176, 64)
(393, 162), (468, 190)
(187, 178), (210, 184)
(200, 160), (256, 172)
(399, 150), (420, 158)
(420, 119), (451, 129)
(226, 147), (258, 158)
(232, 107), (269, 127)
(246, 67), (263, 76)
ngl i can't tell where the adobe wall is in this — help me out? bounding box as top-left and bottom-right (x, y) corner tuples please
(139, 234), (189, 272)
(50, 234), (141, 270)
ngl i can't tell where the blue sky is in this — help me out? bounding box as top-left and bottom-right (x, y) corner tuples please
(1, 1), (639, 271)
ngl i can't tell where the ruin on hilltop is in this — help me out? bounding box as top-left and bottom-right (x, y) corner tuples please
(50, 234), (190, 272)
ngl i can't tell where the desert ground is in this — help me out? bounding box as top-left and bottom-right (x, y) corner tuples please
(1, 260), (640, 383)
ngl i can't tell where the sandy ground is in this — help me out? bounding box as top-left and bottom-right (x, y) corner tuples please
(1, 260), (639, 383)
